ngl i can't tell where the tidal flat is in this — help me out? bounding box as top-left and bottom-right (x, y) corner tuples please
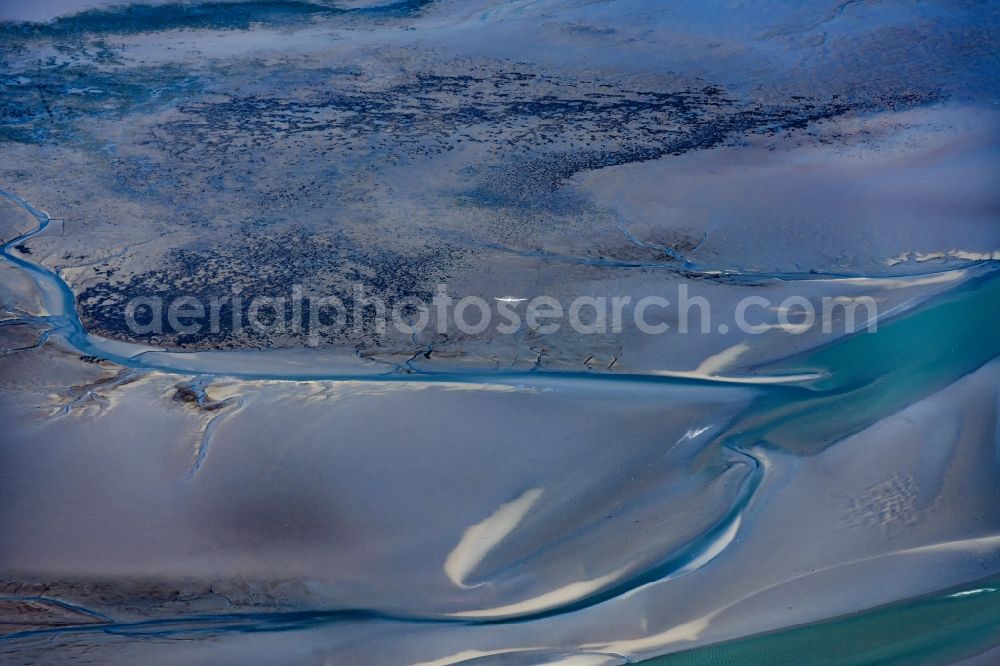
(1, 1), (999, 664)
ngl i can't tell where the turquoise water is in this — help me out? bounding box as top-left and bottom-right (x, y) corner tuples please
(642, 579), (1000, 666)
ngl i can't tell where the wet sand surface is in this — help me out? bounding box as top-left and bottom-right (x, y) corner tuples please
(1, 1), (999, 664)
